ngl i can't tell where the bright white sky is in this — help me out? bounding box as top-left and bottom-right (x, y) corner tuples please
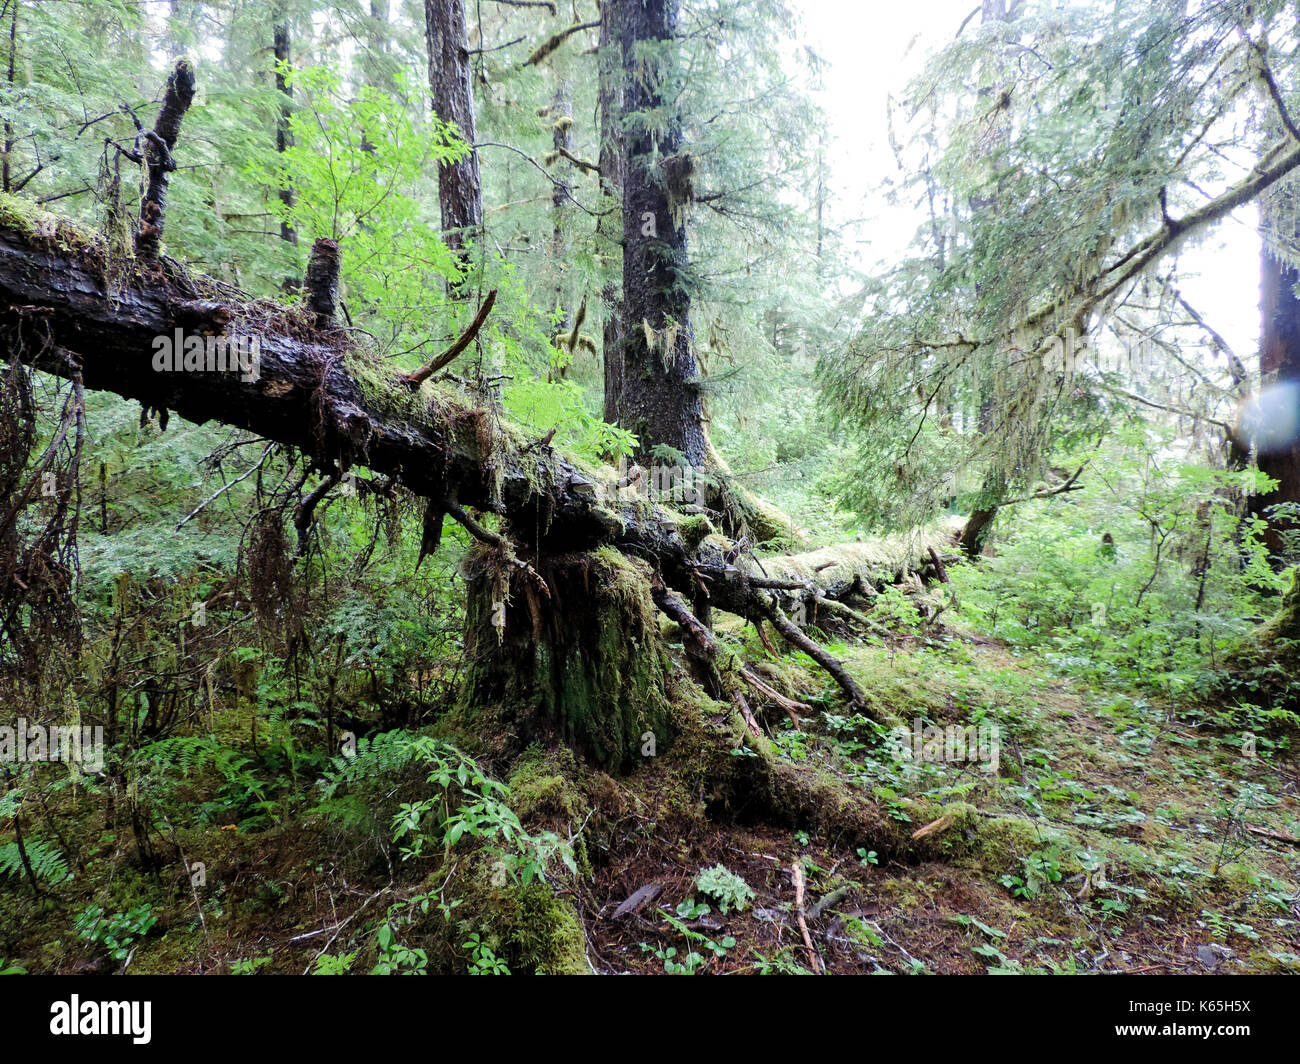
(793, 0), (1262, 359)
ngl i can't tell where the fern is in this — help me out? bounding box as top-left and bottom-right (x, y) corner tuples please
(316, 729), (419, 798)
(0, 837), (71, 885)
(131, 735), (235, 780)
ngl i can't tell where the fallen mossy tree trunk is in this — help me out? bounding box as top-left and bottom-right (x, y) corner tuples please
(0, 199), (958, 767)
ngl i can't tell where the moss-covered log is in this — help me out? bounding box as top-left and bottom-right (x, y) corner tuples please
(0, 194), (947, 605)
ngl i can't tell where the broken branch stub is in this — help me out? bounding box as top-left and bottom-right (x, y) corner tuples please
(136, 58), (196, 261)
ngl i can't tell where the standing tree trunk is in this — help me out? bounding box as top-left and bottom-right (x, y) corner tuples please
(423, 0), (482, 264)
(597, 0), (796, 547)
(2, 2), (17, 195)
(958, 0), (1016, 558)
(1254, 247), (1300, 556)
(599, 0), (626, 426)
(272, 3), (297, 250)
(548, 78), (573, 376)
(611, 0), (707, 468)
(362, 0), (393, 95)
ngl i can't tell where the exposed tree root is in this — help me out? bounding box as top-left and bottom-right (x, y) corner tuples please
(760, 596), (870, 716)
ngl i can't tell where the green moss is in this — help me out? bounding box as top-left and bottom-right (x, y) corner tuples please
(977, 816), (1069, 871)
(509, 761), (579, 822)
(1213, 862), (1262, 896)
(509, 884), (590, 974)
(1260, 567), (1300, 647)
(455, 864), (589, 974)
(678, 513), (717, 551)
(128, 927), (206, 975)
(0, 192), (102, 253)
(903, 801), (981, 860)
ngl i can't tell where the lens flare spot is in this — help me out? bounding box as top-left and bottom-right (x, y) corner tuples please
(1240, 381), (1300, 455)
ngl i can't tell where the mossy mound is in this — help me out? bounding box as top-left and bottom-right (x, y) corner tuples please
(451, 865), (590, 975)
(1217, 567), (1300, 728)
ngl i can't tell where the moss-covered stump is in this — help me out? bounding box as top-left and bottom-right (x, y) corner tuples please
(460, 545), (675, 774)
(1262, 567), (1300, 647)
(1220, 567), (1300, 721)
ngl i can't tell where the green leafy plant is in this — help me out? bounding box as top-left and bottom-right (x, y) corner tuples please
(371, 922), (428, 976)
(312, 951), (357, 975)
(695, 864), (755, 914)
(74, 903), (157, 962)
(464, 933), (510, 976)
(645, 898), (738, 974)
(0, 837), (71, 886)
(1000, 845), (1065, 900)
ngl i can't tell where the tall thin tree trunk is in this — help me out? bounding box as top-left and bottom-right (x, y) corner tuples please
(273, 4), (297, 248)
(363, 0), (392, 94)
(598, 0), (626, 426)
(423, 0), (482, 265)
(3, 1), (17, 195)
(550, 77), (573, 376)
(958, 0), (1015, 557)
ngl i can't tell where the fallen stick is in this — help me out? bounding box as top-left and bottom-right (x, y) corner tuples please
(739, 666), (810, 730)
(762, 596), (870, 717)
(791, 859), (823, 974)
(910, 813), (954, 841)
(1246, 824), (1300, 846)
(734, 690), (762, 739)
(927, 546), (951, 583)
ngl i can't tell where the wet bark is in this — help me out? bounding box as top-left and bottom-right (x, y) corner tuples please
(273, 5), (297, 247)
(598, 0), (626, 425)
(1254, 249), (1300, 556)
(135, 59), (195, 261)
(423, 0), (483, 260)
(610, 0), (707, 467)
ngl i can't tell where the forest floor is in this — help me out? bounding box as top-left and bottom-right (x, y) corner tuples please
(576, 626), (1300, 975)
(6, 606), (1299, 977)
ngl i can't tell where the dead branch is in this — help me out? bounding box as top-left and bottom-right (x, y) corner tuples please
(791, 859), (823, 974)
(402, 289), (497, 386)
(136, 59), (195, 260)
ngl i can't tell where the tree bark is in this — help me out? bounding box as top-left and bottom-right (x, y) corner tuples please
(423, 0), (482, 261)
(1254, 248), (1300, 556)
(549, 78), (573, 374)
(598, 0), (626, 426)
(957, 1), (1014, 558)
(272, 4), (297, 248)
(135, 59), (195, 261)
(611, 0), (707, 468)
